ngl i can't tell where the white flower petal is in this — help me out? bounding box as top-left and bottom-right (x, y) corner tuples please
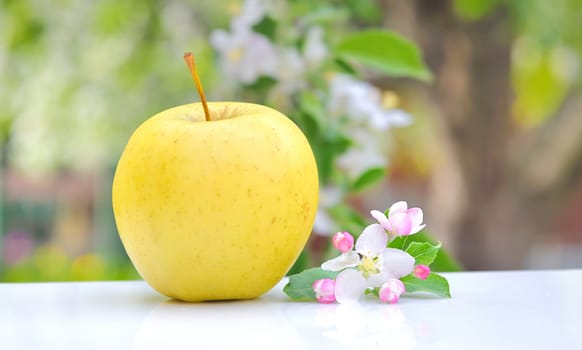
(409, 224), (426, 235)
(231, 0), (265, 31)
(355, 224), (388, 256)
(303, 26), (328, 67)
(388, 211), (412, 236)
(335, 147), (386, 179)
(275, 48), (306, 93)
(407, 207), (424, 228)
(382, 248), (415, 278)
(209, 30), (231, 51)
(369, 110), (392, 131)
(370, 210), (390, 230)
(384, 109), (413, 127)
(321, 252), (360, 271)
(366, 271), (391, 288)
(388, 201), (408, 218)
(335, 269), (367, 304)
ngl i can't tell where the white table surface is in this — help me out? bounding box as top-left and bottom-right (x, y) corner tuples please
(1, 269), (581, 349)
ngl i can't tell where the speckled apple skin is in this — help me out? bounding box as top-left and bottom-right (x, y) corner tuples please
(112, 102), (319, 301)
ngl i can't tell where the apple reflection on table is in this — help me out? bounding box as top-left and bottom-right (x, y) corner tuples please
(132, 291), (418, 350)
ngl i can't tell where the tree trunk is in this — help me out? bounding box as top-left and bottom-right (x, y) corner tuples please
(382, 0), (582, 270)
(384, 0), (517, 269)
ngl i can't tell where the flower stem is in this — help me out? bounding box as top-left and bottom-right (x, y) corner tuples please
(183, 52), (210, 122)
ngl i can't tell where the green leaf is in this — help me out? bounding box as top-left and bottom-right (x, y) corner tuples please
(333, 58), (358, 75)
(335, 30), (432, 81)
(287, 249), (309, 276)
(405, 241), (441, 266)
(283, 268), (339, 301)
(244, 76), (277, 93)
(388, 236), (406, 250)
(453, 0), (501, 21)
(388, 232), (463, 272)
(252, 15), (277, 41)
(299, 91), (326, 129)
(296, 91), (353, 184)
(351, 167), (385, 191)
(401, 272), (451, 298)
(433, 248), (463, 272)
(296, 5), (349, 26)
(302, 125), (350, 183)
(345, 0), (382, 23)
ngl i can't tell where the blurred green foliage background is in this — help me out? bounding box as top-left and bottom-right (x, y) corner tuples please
(2, 0), (582, 281)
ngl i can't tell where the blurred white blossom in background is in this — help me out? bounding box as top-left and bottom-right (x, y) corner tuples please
(303, 26), (328, 68)
(327, 74), (413, 131)
(313, 185), (343, 235)
(335, 129), (386, 179)
(210, 29), (279, 84)
(326, 74), (413, 179)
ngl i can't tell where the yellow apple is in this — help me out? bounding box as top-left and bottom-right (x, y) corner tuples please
(112, 54), (318, 301)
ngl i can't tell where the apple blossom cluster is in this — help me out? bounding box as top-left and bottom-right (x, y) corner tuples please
(284, 201), (450, 303)
(315, 201), (427, 304)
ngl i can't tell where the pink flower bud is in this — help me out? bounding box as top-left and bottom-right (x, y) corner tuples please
(414, 265), (430, 280)
(379, 278), (406, 304)
(332, 231), (354, 254)
(312, 278), (336, 304)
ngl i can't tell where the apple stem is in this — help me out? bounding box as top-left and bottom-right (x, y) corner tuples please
(183, 52), (211, 122)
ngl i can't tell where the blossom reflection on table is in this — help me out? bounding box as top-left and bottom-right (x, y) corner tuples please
(314, 304), (416, 350)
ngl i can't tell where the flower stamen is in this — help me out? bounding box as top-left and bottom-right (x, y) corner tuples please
(357, 255), (381, 278)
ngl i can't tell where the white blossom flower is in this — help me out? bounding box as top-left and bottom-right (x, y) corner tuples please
(210, 0), (278, 85)
(327, 74), (413, 131)
(231, 0), (266, 32)
(321, 224), (414, 304)
(273, 48), (306, 93)
(328, 74), (378, 124)
(335, 129), (386, 178)
(369, 108), (413, 130)
(303, 26), (328, 68)
(210, 27), (278, 85)
(371, 201), (426, 236)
